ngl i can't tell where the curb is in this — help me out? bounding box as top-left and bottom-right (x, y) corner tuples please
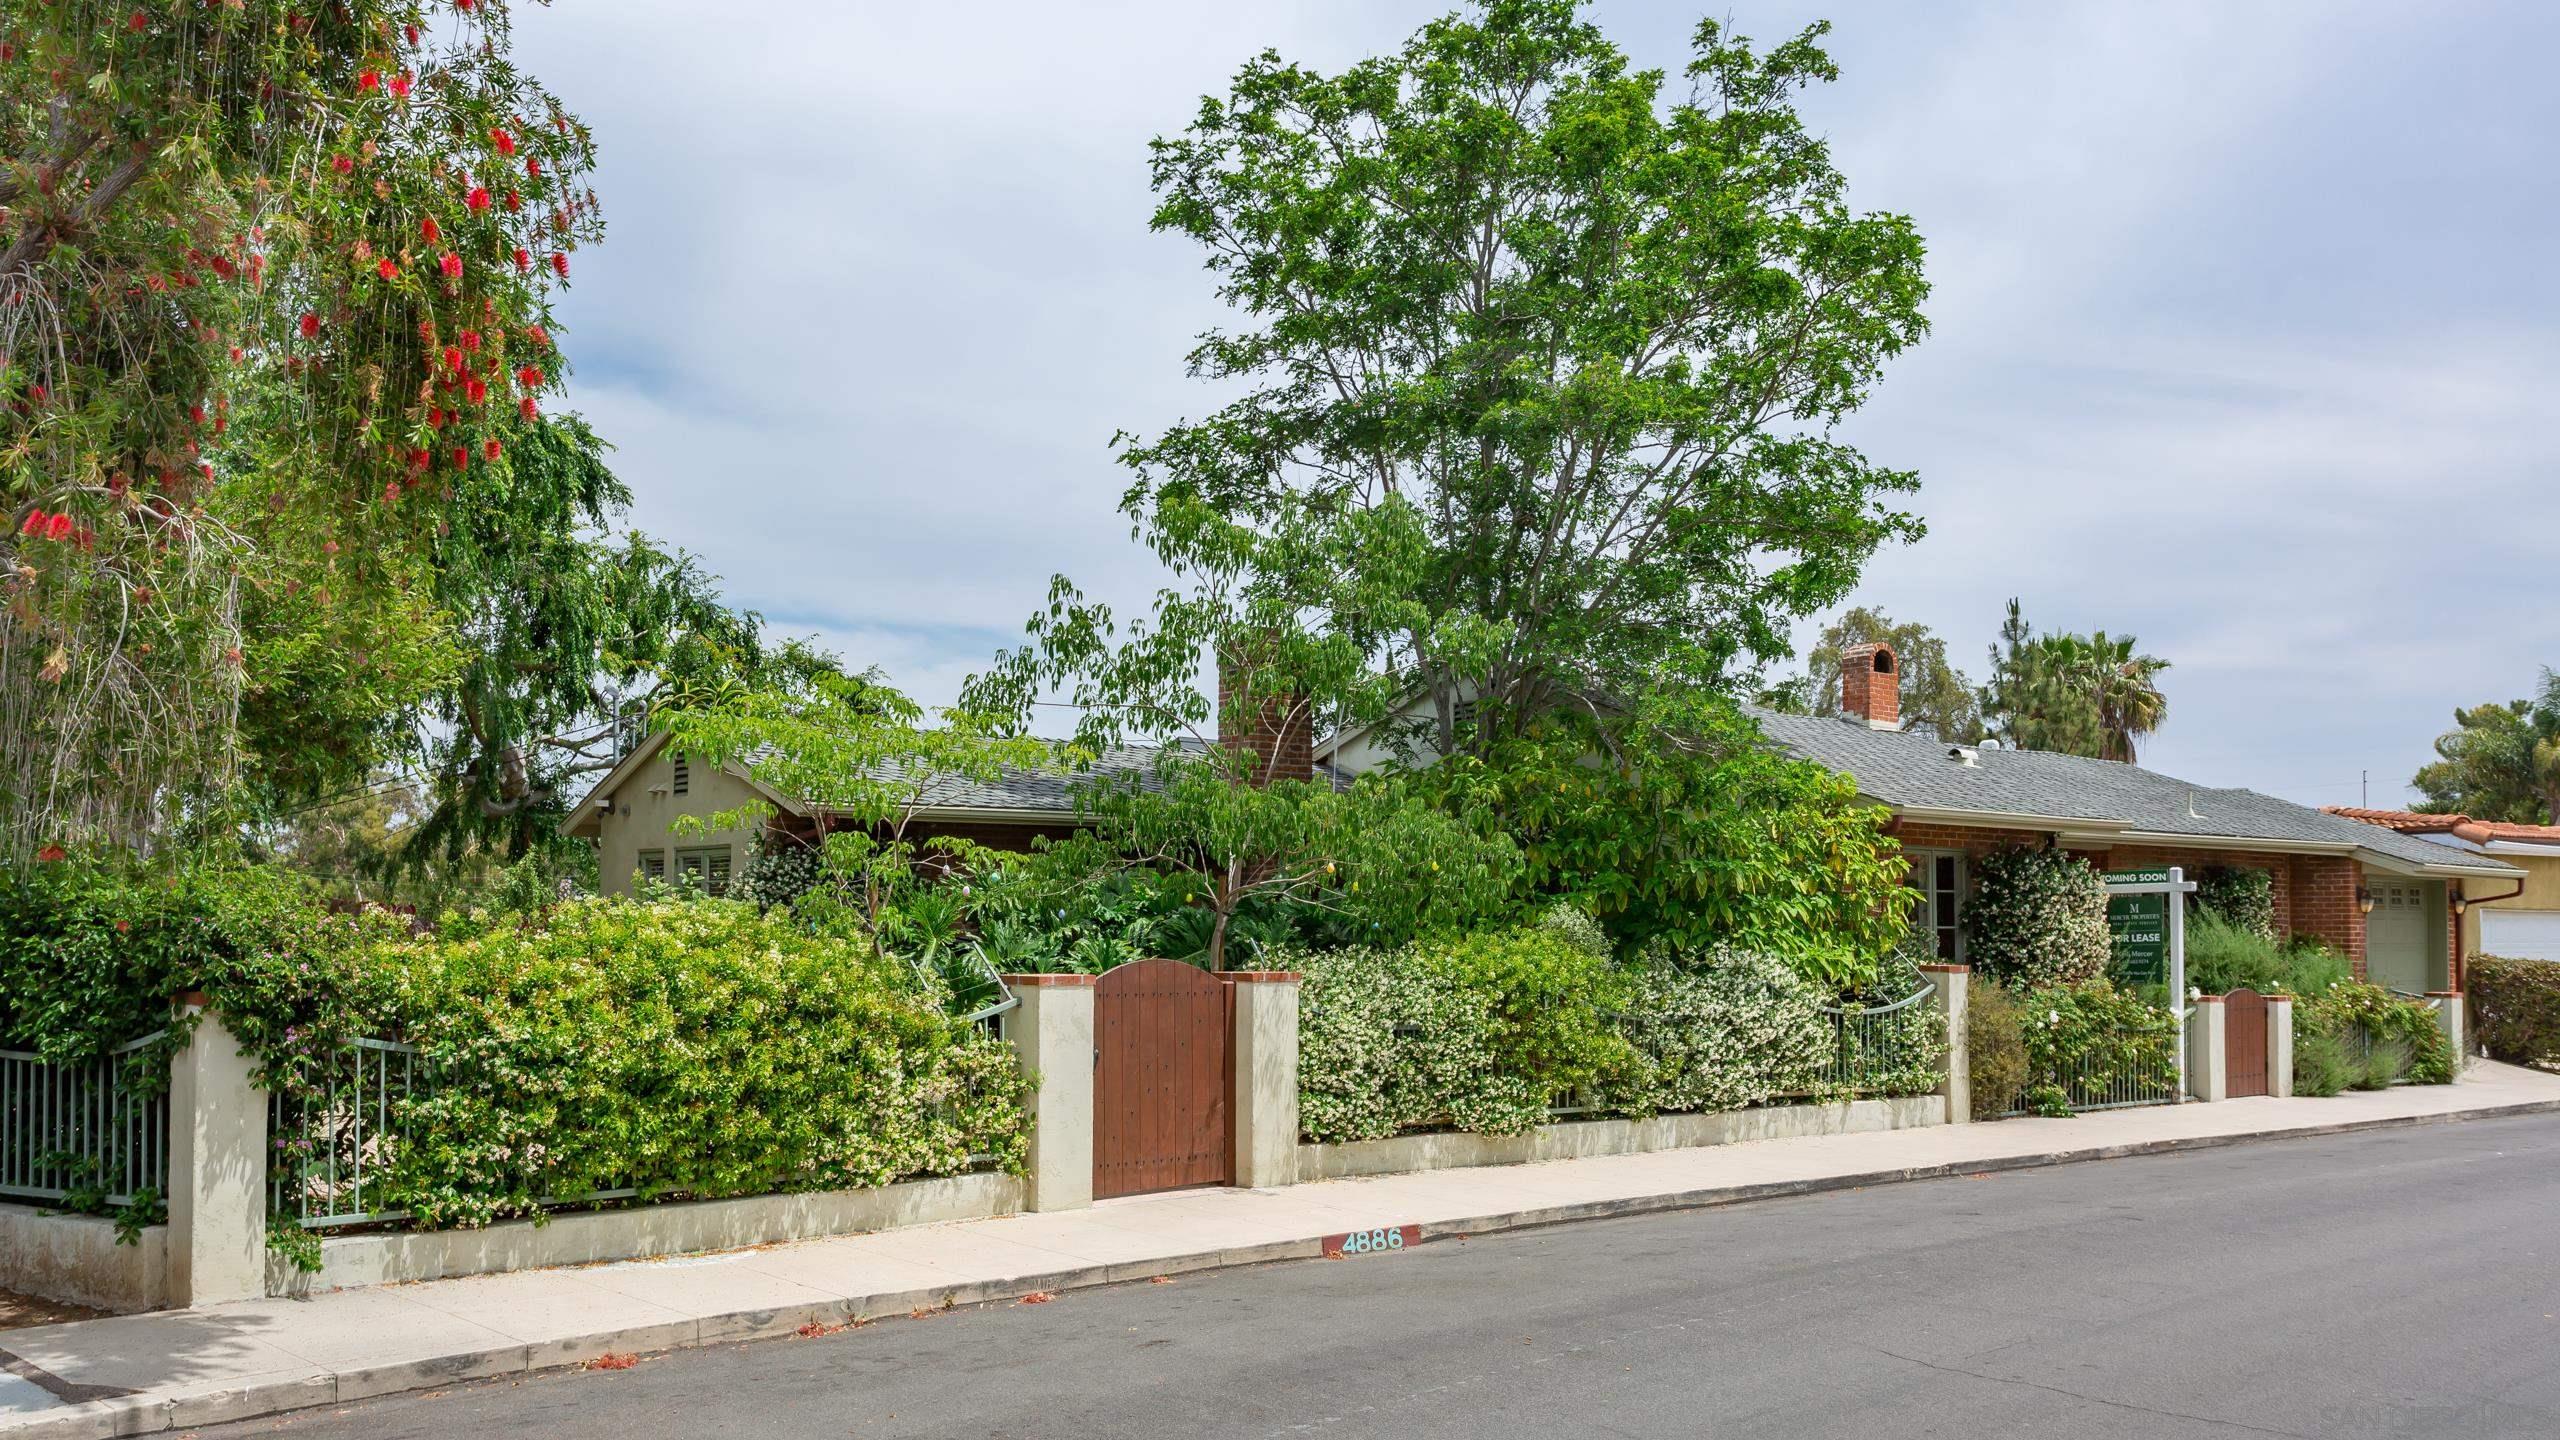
(7, 1097), (2556, 1438)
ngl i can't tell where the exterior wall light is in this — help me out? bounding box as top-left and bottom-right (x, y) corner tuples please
(2356, 886), (2375, 915)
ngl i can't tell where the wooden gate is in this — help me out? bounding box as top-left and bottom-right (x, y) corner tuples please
(2225, 988), (2270, 1098)
(1093, 959), (1232, 1200)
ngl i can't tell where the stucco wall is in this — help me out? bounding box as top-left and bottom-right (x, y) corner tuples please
(2461, 851), (2560, 957)
(592, 742), (768, 897)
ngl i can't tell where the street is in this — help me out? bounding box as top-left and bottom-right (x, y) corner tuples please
(201, 1113), (2560, 1440)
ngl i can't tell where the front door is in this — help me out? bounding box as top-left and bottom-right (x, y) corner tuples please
(2364, 880), (2430, 993)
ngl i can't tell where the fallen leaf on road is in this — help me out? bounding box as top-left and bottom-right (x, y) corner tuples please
(585, 1353), (638, 1371)
(1019, 1291), (1056, 1305)
(1148, 1276), (1176, 1285)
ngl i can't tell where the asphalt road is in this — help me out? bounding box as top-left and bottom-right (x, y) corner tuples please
(201, 1113), (2560, 1440)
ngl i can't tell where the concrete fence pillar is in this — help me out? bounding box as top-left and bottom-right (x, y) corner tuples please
(166, 999), (267, 1307)
(1919, 964), (1970, 1126)
(2267, 994), (2295, 1099)
(2428, 992), (2466, 1075)
(999, 975), (1095, 1213)
(1223, 972), (1301, 1188)
(2186, 995), (2228, 1103)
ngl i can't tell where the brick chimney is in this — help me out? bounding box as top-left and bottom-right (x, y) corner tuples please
(1216, 635), (1316, 786)
(1840, 641), (1901, 730)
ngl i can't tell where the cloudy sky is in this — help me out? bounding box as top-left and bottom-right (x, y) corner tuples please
(510, 1), (2558, 810)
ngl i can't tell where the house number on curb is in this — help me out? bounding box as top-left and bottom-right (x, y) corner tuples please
(1323, 1224), (1421, 1258)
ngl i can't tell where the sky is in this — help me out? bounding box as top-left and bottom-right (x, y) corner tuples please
(509, 1), (2560, 811)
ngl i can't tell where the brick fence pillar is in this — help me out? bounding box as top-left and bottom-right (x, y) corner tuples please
(1000, 975), (1096, 1213)
(1920, 964), (1970, 1125)
(1223, 972), (1301, 1188)
(166, 999), (268, 1306)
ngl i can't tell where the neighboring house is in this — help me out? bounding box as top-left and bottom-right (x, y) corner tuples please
(2326, 808), (2560, 962)
(1314, 643), (2526, 993)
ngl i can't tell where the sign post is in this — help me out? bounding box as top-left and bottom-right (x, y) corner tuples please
(2105, 866), (2198, 1100)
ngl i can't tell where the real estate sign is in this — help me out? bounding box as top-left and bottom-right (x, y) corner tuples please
(2105, 867), (2173, 985)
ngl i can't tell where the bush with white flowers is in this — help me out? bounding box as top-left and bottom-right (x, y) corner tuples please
(1961, 845), (2111, 988)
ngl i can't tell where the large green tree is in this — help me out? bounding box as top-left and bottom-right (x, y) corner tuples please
(1761, 604), (1981, 741)
(1, 1), (601, 859)
(968, 2), (1929, 768)
(2412, 670), (2560, 824)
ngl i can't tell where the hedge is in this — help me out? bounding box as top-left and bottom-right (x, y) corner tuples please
(2470, 957), (2560, 1068)
(2297, 980), (2454, 1086)
(1961, 847), (2111, 989)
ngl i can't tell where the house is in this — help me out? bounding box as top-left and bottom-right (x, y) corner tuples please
(1735, 645), (2526, 992)
(2325, 808), (2560, 962)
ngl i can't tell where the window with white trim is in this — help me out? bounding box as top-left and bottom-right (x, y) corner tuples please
(1907, 850), (1964, 962)
(676, 845), (732, 895)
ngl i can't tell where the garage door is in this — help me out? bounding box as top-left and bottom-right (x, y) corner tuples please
(2482, 909), (2560, 961)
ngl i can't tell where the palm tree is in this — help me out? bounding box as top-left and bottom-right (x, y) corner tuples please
(2086, 633), (2169, 762)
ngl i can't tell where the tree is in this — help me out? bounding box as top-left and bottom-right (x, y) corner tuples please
(1979, 600), (2169, 762)
(968, 3), (1929, 769)
(654, 646), (1056, 953)
(1, 2), (602, 860)
(2412, 670), (2560, 823)
(1761, 605), (1981, 741)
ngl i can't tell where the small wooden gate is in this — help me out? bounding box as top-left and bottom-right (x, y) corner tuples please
(2225, 988), (2270, 1098)
(1092, 959), (1232, 1201)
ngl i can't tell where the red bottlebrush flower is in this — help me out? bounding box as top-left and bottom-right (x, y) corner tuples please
(520, 396), (539, 421)
(460, 329), (482, 352)
(190, 404), (206, 425)
(513, 247), (532, 273)
(390, 71), (413, 100)
(467, 186), (492, 213)
(490, 127), (516, 156)
(44, 513), (73, 542)
(199, 461), (213, 480)
(440, 252), (463, 279)
(505, 190), (522, 212)
(451, 446), (469, 471)
(18, 511), (42, 537)
(443, 346), (464, 374)
(550, 252), (569, 277)
(214, 416), (227, 434)
(527, 158), (544, 179)
(323, 540), (339, 556)
(298, 312), (320, 339)
(34, 845), (64, 864)
(332, 154), (355, 175)
(525, 325), (550, 348)
(377, 258), (399, 281)
(464, 376), (488, 405)
(404, 24), (420, 45)
(516, 365), (544, 388)
(484, 438), (502, 461)
(408, 448), (431, 471)
(421, 216), (441, 244)
(358, 69), (380, 92)
(128, 13), (146, 34)
(383, 480), (401, 503)
(228, 346), (244, 362)
(458, 0), (475, 11)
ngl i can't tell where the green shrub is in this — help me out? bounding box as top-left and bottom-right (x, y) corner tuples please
(2348, 1034), (2410, 1091)
(379, 898), (1026, 1228)
(2470, 956), (2560, 1068)
(1598, 947), (1833, 1117)
(2183, 913), (2351, 998)
(1961, 847), (2110, 989)
(2193, 866), (2278, 942)
(1966, 983), (2030, 1120)
(1288, 939), (1546, 1142)
(2292, 1024), (2352, 1097)
(2010, 980), (2180, 1117)
(2299, 980), (2453, 1086)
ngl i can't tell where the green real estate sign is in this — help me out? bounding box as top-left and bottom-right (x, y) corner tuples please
(2105, 868), (2172, 985)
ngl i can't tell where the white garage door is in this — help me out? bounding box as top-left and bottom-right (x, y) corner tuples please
(2482, 909), (2560, 961)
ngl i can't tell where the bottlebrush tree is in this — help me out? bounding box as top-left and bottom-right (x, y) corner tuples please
(0, 1), (602, 858)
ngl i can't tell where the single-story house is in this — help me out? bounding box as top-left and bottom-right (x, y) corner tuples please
(2325, 808), (2560, 962)
(567, 644), (2524, 991)
(1729, 646), (2524, 992)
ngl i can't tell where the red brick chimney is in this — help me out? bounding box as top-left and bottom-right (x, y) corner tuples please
(1841, 641), (1901, 730)
(1216, 635), (1316, 786)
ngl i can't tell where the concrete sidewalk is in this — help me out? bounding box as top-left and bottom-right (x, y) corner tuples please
(6, 1064), (2558, 1440)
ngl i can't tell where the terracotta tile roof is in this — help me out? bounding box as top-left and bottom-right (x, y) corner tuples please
(2323, 806), (2560, 847)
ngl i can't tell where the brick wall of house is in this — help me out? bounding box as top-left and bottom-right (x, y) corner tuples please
(2285, 854), (2367, 976)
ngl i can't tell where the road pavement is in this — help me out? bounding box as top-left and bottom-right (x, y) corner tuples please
(189, 1111), (2560, 1439)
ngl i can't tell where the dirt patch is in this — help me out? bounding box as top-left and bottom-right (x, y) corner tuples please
(0, 1289), (104, 1331)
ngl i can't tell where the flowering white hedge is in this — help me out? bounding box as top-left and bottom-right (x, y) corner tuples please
(1960, 846), (2111, 988)
(1599, 948), (1833, 1115)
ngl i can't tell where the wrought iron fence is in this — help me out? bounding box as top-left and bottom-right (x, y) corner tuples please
(1817, 981), (1943, 1096)
(0, 1031), (170, 1209)
(266, 1036), (426, 1228)
(1994, 1010), (2184, 1118)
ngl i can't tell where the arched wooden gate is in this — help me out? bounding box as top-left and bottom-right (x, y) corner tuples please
(1092, 959), (1232, 1200)
(2225, 988), (2270, 1098)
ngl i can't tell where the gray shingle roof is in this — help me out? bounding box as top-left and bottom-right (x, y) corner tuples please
(1749, 708), (2521, 877)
